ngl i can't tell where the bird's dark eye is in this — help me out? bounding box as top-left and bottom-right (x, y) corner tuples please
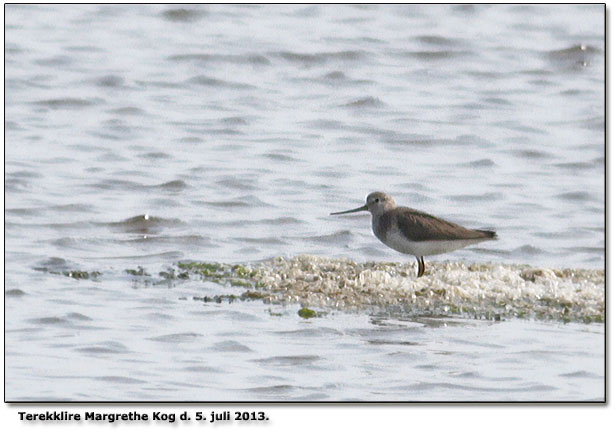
(375, 198), (380, 203)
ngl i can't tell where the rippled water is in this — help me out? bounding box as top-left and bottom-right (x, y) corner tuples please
(4, 4), (604, 401)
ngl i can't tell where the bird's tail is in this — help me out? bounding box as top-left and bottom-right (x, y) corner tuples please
(477, 229), (498, 239)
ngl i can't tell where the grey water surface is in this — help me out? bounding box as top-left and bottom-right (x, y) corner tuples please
(4, 4), (604, 401)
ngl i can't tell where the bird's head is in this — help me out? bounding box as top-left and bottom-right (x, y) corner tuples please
(330, 191), (396, 217)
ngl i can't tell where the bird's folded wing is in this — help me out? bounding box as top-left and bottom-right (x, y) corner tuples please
(396, 208), (490, 242)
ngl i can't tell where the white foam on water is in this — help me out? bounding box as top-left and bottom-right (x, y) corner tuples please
(245, 255), (604, 322)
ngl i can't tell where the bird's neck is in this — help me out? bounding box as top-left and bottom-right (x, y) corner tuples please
(372, 203), (395, 217)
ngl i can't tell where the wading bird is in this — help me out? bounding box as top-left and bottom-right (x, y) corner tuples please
(331, 192), (497, 277)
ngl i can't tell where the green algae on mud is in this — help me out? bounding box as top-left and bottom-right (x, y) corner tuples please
(173, 256), (604, 323)
(33, 256), (605, 323)
(63, 270), (102, 280)
(298, 307), (327, 319)
(193, 290), (266, 304)
(125, 266), (150, 276)
(34, 266), (102, 280)
(298, 307), (317, 319)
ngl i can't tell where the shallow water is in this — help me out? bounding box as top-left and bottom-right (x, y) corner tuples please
(5, 270), (604, 402)
(4, 4), (605, 401)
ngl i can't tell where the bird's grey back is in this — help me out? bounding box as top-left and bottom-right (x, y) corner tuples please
(379, 206), (495, 242)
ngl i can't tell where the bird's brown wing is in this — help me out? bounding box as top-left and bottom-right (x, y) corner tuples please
(395, 207), (493, 242)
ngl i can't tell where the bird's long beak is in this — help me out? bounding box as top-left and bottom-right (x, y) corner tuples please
(330, 204), (368, 215)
